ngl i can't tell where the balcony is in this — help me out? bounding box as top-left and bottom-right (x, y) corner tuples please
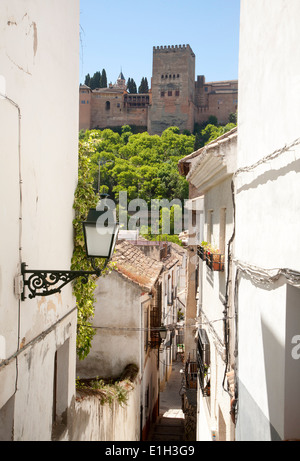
(185, 361), (198, 389)
(206, 252), (224, 272)
(197, 243), (224, 272)
(197, 329), (211, 397)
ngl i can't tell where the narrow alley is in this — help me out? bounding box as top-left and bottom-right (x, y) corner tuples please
(147, 360), (185, 441)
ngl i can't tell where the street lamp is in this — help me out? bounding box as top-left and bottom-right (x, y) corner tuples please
(159, 325), (168, 341)
(19, 205), (119, 300)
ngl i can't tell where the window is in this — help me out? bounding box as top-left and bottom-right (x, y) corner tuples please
(175, 90), (180, 97)
(81, 100), (85, 104)
(105, 101), (110, 110)
(177, 74), (180, 78)
(161, 91), (165, 97)
(197, 329), (210, 395)
(168, 91), (172, 97)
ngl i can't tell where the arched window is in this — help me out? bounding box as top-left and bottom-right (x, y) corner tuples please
(105, 101), (110, 110)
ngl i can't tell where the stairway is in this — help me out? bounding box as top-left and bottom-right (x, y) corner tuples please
(147, 360), (186, 441)
(149, 415), (185, 441)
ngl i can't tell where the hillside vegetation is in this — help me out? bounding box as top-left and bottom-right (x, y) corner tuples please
(79, 120), (236, 208)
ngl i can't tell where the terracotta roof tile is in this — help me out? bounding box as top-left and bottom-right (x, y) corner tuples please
(112, 240), (163, 291)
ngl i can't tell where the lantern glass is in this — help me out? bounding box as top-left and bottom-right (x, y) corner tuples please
(159, 326), (167, 340)
(83, 222), (119, 259)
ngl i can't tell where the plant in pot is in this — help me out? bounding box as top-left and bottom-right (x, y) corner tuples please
(200, 241), (208, 260)
(210, 246), (224, 271)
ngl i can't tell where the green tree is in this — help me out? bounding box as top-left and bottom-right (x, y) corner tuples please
(101, 69), (107, 88)
(84, 73), (91, 87)
(89, 71), (101, 89)
(138, 77), (149, 93)
(229, 112), (237, 124)
(127, 78), (137, 94)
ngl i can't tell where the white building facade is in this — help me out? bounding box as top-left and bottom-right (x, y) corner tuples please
(235, 0), (300, 441)
(179, 128), (237, 441)
(0, 0), (80, 441)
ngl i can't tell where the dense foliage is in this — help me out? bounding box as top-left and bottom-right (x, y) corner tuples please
(84, 69), (107, 89)
(71, 143), (111, 360)
(74, 118), (236, 359)
(78, 125), (194, 206)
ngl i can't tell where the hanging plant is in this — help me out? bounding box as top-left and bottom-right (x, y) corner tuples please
(72, 142), (102, 360)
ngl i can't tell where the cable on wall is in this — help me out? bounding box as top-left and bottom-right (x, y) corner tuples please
(0, 91), (23, 395)
(229, 133), (300, 425)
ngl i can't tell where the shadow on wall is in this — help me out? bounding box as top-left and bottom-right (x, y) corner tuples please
(236, 286), (300, 442)
(235, 295), (283, 441)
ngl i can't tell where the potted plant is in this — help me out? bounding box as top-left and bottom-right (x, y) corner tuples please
(199, 241), (208, 260)
(206, 243), (224, 271)
(211, 248), (225, 271)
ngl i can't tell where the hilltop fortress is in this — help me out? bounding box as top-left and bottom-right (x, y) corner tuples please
(79, 44), (238, 134)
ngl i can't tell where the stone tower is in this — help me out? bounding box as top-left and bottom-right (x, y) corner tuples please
(148, 44), (196, 134)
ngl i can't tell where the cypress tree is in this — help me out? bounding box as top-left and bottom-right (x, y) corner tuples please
(101, 69), (107, 88)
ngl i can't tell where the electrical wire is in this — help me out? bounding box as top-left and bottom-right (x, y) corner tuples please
(77, 316), (235, 333)
(228, 134), (300, 424)
(1, 92), (22, 395)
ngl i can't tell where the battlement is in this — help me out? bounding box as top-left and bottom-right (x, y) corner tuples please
(153, 44), (194, 56)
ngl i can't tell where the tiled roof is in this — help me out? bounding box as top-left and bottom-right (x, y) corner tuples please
(112, 240), (163, 292)
(178, 126), (237, 175)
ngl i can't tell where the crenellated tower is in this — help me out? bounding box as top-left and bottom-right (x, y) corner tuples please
(148, 44), (196, 134)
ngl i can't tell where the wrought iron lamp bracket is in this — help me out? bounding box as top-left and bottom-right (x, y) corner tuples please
(21, 260), (103, 301)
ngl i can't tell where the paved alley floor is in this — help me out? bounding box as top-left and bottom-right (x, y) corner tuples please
(147, 360), (185, 442)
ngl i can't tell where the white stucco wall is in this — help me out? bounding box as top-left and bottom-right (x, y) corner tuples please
(236, 0), (300, 270)
(76, 270), (161, 440)
(197, 175), (235, 441)
(73, 381), (141, 441)
(76, 271), (142, 379)
(0, 0), (79, 440)
(236, 0), (300, 441)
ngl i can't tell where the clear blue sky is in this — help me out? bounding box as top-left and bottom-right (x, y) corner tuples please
(79, 0), (240, 86)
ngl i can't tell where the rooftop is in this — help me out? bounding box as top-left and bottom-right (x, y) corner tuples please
(178, 127), (238, 193)
(112, 240), (163, 292)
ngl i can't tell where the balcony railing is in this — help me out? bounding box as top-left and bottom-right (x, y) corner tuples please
(206, 253), (224, 272)
(197, 328), (211, 397)
(185, 361), (198, 389)
(197, 245), (224, 272)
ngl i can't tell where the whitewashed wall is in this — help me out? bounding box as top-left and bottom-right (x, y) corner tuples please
(72, 381), (141, 441)
(236, 0), (300, 441)
(0, 0), (79, 440)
